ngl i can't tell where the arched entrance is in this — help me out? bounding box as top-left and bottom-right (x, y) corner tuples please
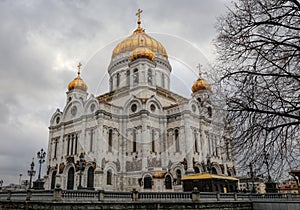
(50, 171), (57, 189)
(67, 167), (75, 190)
(87, 167), (94, 189)
(144, 175), (152, 189)
(165, 175), (172, 189)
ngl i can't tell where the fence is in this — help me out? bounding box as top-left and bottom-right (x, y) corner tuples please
(0, 188), (300, 202)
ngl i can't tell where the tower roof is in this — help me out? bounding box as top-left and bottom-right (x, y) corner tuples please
(111, 9), (168, 60)
(192, 64), (211, 92)
(68, 63), (88, 92)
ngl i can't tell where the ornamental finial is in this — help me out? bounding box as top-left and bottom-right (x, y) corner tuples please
(196, 63), (203, 77)
(77, 62), (82, 76)
(136, 9), (143, 29)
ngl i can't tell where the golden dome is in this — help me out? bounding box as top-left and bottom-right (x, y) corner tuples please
(112, 9), (168, 60)
(130, 46), (155, 62)
(68, 63), (88, 92)
(192, 77), (211, 92)
(192, 64), (211, 92)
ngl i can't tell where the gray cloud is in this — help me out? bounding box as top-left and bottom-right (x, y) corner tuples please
(0, 0), (229, 185)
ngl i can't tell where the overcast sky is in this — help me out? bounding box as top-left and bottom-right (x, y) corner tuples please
(0, 0), (230, 185)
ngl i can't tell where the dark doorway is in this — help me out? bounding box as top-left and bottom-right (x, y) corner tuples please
(67, 167), (75, 190)
(87, 167), (94, 189)
(50, 171), (57, 189)
(165, 175), (172, 189)
(144, 175), (152, 189)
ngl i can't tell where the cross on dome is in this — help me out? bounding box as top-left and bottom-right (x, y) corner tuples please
(77, 62), (82, 76)
(196, 63), (203, 77)
(136, 9), (143, 28)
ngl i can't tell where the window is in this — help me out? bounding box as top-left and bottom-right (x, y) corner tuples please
(67, 133), (78, 155)
(161, 73), (165, 87)
(151, 130), (155, 152)
(87, 167), (94, 189)
(133, 69), (139, 85)
(165, 175), (172, 189)
(144, 175), (152, 189)
(108, 129), (113, 152)
(126, 70), (130, 85)
(89, 129), (94, 152)
(148, 69), (153, 85)
(175, 129), (180, 152)
(133, 129), (137, 152)
(67, 167), (75, 190)
(53, 139), (58, 158)
(107, 170), (112, 185)
(194, 130), (198, 153)
(116, 73), (120, 87)
(176, 169), (181, 185)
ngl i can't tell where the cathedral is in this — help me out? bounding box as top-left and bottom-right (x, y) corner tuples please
(44, 10), (236, 192)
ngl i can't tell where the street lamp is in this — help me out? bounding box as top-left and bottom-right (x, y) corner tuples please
(27, 158), (36, 189)
(37, 148), (46, 180)
(78, 153), (85, 189)
(249, 162), (256, 193)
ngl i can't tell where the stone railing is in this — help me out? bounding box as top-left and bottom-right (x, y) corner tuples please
(0, 188), (300, 202)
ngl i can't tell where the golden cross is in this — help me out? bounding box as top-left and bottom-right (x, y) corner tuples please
(136, 9), (143, 27)
(77, 62), (82, 75)
(196, 63), (203, 76)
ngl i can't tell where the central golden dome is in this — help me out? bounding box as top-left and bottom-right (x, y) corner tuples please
(112, 10), (168, 60)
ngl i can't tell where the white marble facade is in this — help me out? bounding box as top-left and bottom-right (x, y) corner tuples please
(44, 17), (236, 192)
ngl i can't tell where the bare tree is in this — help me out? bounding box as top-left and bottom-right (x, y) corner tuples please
(215, 0), (300, 179)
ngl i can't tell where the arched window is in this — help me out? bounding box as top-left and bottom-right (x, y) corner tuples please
(212, 167), (218, 175)
(176, 169), (181, 185)
(107, 170), (112, 185)
(148, 69), (153, 85)
(194, 130), (198, 153)
(108, 129), (113, 152)
(50, 171), (57, 189)
(194, 167), (200, 173)
(161, 73), (165, 88)
(87, 167), (94, 189)
(67, 167), (75, 190)
(151, 129), (155, 152)
(144, 175), (152, 189)
(165, 175), (172, 189)
(116, 73), (120, 87)
(133, 129), (137, 152)
(133, 69), (139, 85)
(126, 70), (130, 85)
(174, 129), (180, 152)
(89, 129), (93, 152)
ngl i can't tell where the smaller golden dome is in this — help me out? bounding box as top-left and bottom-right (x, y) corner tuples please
(192, 77), (211, 92)
(130, 46), (155, 62)
(192, 64), (211, 92)
(68, 63), (88, 92)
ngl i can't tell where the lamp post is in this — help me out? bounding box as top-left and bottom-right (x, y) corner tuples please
(27, 158), (36, 189)
(78, 153), (85, 190)
(19, 174), (22, 186)
(249, 162), (256, 193)
(37, 148), (46, 180)
(0, 179), (3, 191)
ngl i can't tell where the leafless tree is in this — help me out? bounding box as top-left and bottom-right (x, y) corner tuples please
(215, 0), (300, 179)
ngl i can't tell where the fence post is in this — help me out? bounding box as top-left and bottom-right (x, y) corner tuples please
(53, 184), (62, 201)
(98, 190), (104, 201)
(132, 188), (139, 201)
(192, 187), (200, 201)
(234, 192), (238, 201)
(26, 190), (32, 201)
(6, 191), (11, 201)
(216, 192), (220, 201)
